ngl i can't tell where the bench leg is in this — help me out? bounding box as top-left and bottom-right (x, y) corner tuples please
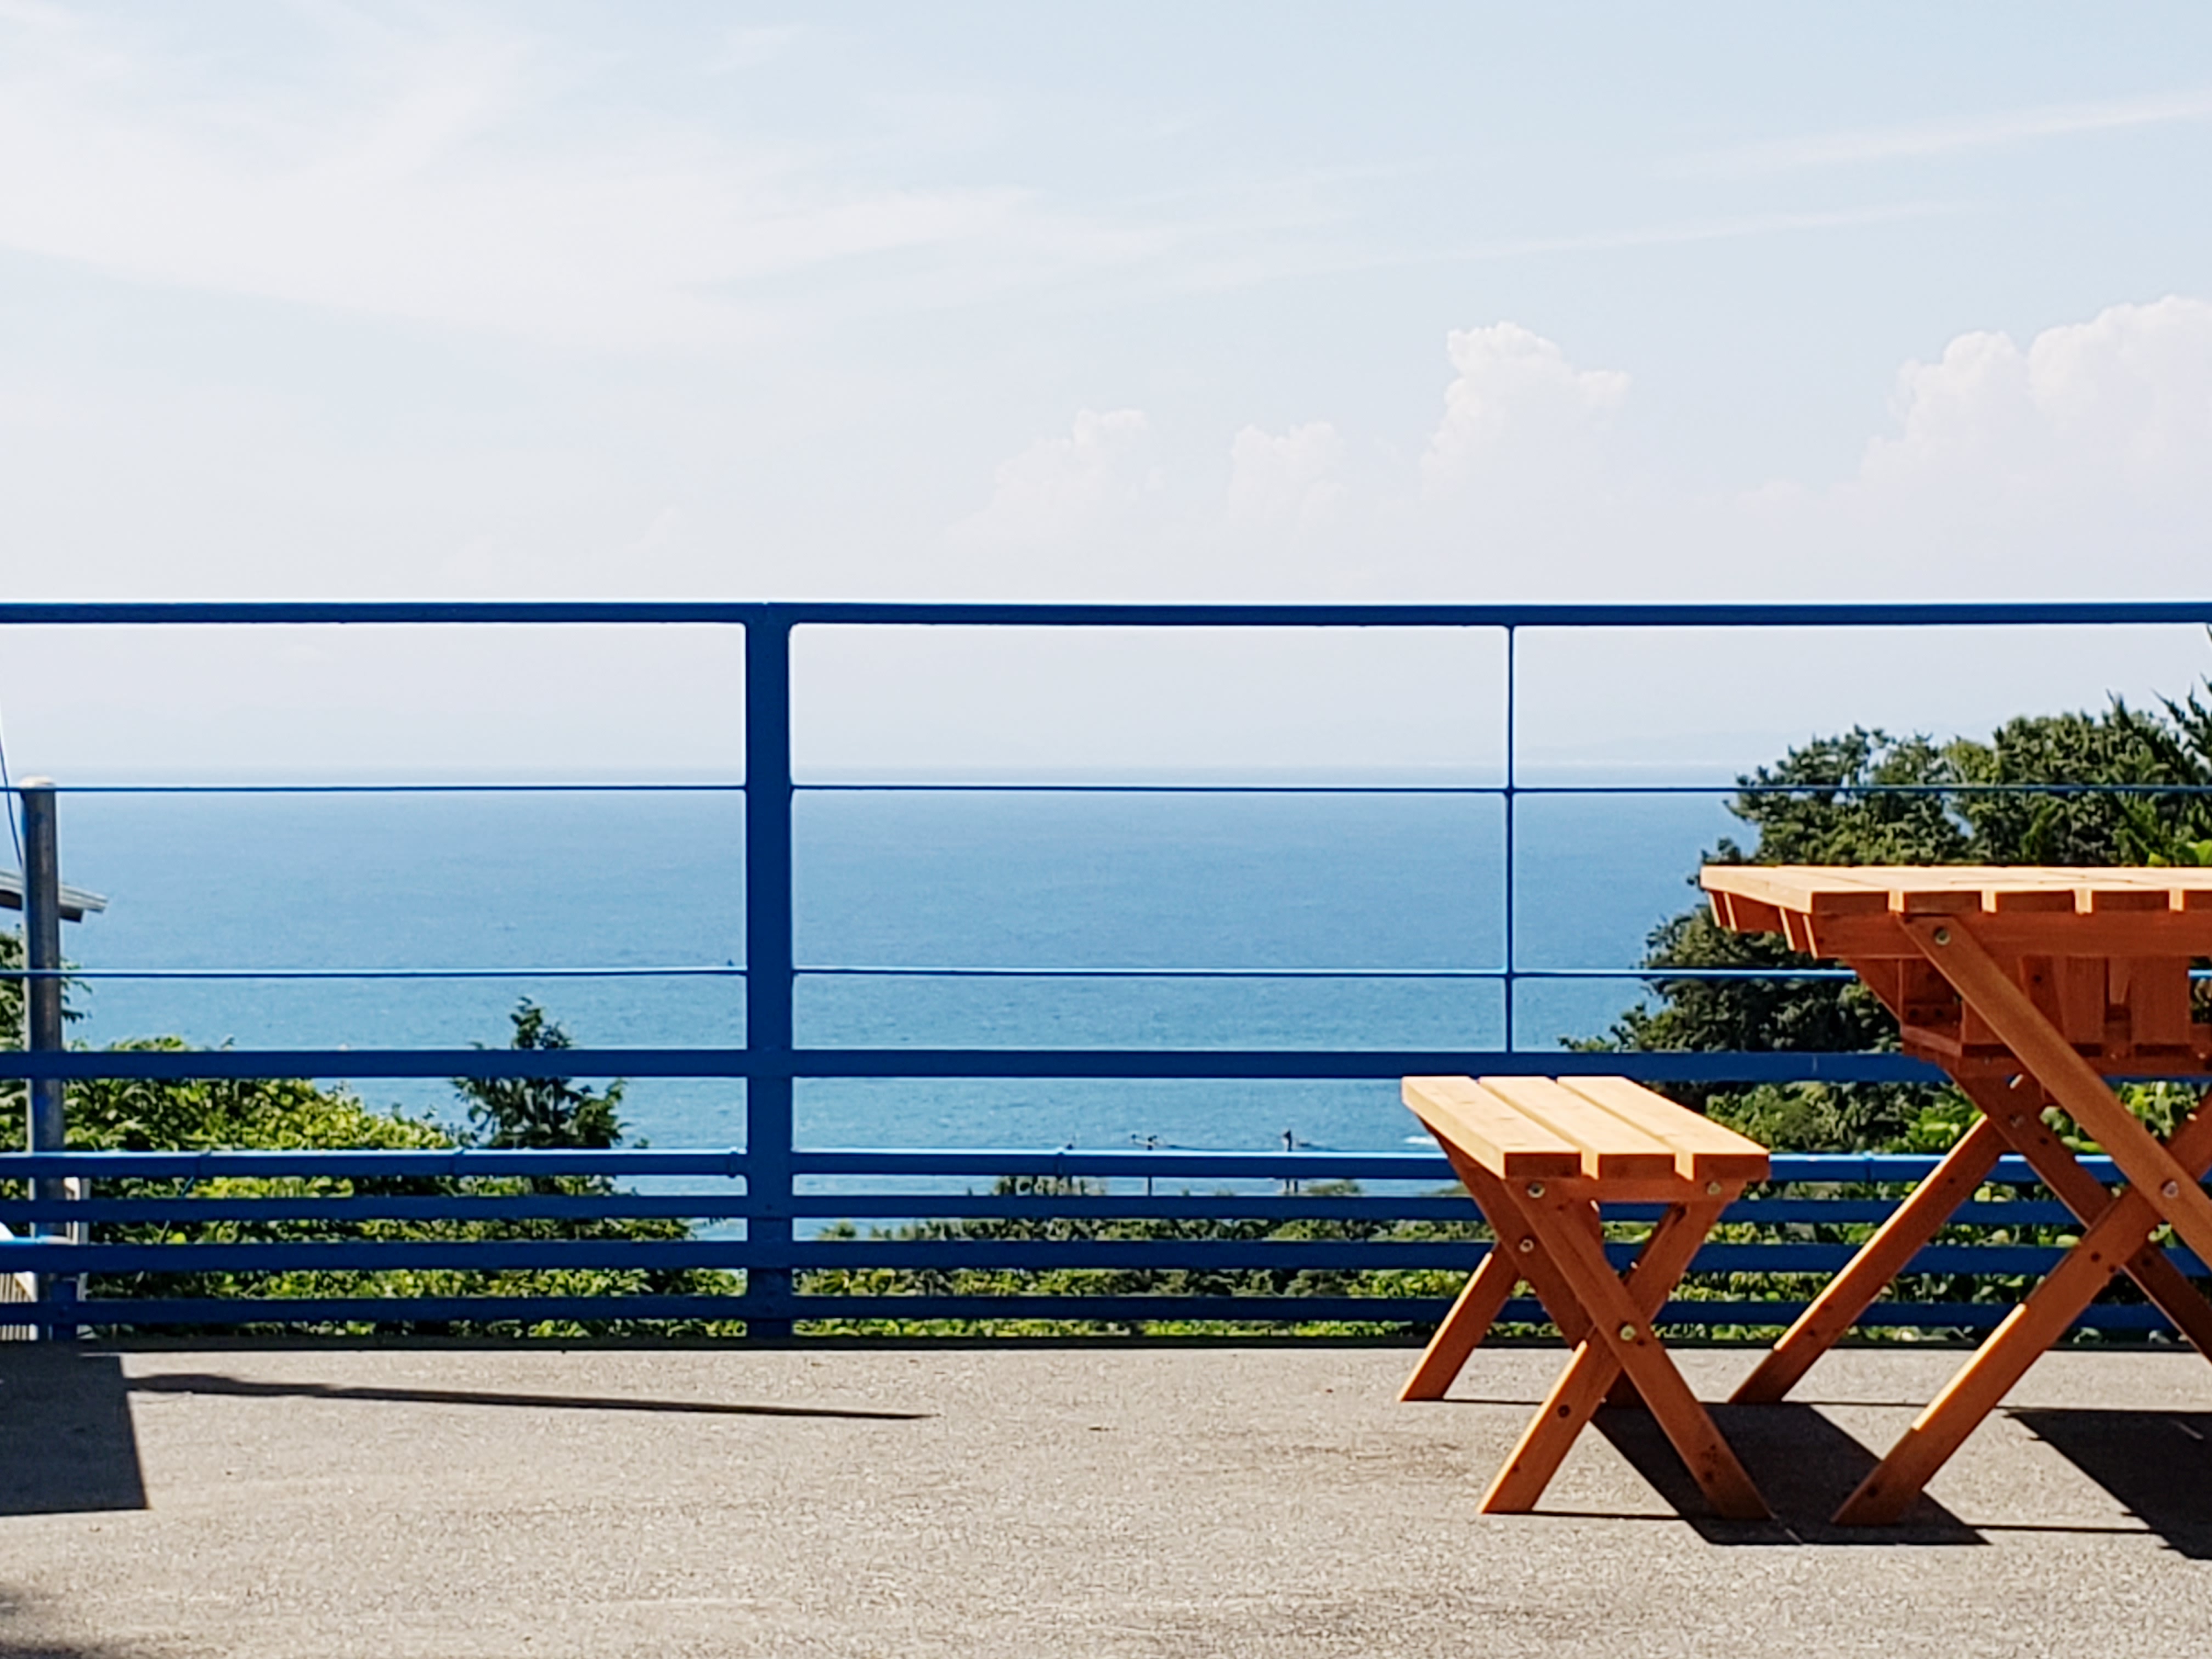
(1836, 1099), (2212, 1525)
(1463, 1172), (1767, 1520)
(1399, 1245), (1521, 1402)
(1482, 1198), (1728, 1512)
(1521, 1187), (1769, 1521)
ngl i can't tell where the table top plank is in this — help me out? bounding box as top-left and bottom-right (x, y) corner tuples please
(1703, 865), (2212, 919)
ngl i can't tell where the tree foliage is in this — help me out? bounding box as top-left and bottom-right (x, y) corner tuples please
(1590, 686), (2212, 1150)
(454, 1000), (627, 1152)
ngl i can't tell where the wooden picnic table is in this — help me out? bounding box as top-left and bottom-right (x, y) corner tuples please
(1701, 864), (2212, 1523)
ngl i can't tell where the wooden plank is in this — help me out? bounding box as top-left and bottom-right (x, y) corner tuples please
(1904, 916), (2212, 1275)
(1702, 864), (2212, 919)
(2056, 957), (2106, 1046)
(1556, 1076), (1768, 1183)
(1730, 1114), (2004, 1406)
(1477, 1076), (1678, 1181)
(1835, 1099), (2212, 1526)
(1708, 891), (1785, 935)
(2124, 958), (2194, 1048)
(1403, 1077), (1581, 1181)
(1399, 1245), (1520, 1402)
(1481, 1198), (1732, 1511)
(1988, 1087), (2212, 1361)
(1796, 910), (2212, 961)
(1516, 1190), (1770, 1520)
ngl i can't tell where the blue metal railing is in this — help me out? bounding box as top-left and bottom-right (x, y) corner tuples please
(3, 599), (2211, 1336)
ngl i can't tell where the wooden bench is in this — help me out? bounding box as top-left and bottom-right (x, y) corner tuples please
(1401, 1074), (1772, 1520)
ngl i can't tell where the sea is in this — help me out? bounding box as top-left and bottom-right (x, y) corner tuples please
(44, 782), (1736, 1155)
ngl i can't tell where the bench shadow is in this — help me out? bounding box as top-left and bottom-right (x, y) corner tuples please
(127, 1372), (930, 1421)
(1589, 1403), (1984, 1546)
(2010, 1408), (2212, 1558)
(0, 1353), (147, 1517)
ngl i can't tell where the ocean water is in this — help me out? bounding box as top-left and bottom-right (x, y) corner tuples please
(46, 785), (1734, 1153)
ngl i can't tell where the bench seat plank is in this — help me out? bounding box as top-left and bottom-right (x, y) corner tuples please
(1401, 1077), (1581, 1180)
(1553, 1076), (1769, 1184)
(1477, 1076), (1678, 1181)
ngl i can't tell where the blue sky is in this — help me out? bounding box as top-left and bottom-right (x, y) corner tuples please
(1, 4), (2209, 772)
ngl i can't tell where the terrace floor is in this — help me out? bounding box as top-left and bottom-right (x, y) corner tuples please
(3, 1342), (2210, 1658)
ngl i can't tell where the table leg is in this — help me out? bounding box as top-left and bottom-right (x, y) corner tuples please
(1833, 1101), (2212, 1525)
(1907, 915), (2212, 1272)
(1733, 1115), (2005, 1404)
(1977, 1081), (2212, 1358)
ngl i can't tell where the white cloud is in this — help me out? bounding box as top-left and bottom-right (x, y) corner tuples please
(949, 298), (2212, 603)
(1865, 295), (2212, 486)
(1420, 323), (1629, 495)
(1226, 422), (1343, 532)
(947, 409), (1162, 552)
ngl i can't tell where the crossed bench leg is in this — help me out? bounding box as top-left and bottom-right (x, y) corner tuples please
(1418, 1150), (1768, 1520)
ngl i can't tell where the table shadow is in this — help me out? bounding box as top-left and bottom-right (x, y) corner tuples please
(1590, 1403), (1984, 1546)
(2010, 1408), (2212, 1559)
(0, 1352), (146, 1517)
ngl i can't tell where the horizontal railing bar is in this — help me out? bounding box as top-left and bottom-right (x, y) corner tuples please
(0, 1294), (2176, 1332)
(22, 778), (2212, 803)
(0, 1148), (2124, 1183)
(0, 963), (2185, 986)
(0, 1192), (2111, 1228)
(7, 966), (745, 981)
(793, 964), (1859, 981)
(20, 782), (746, 794)
(0, 1048), (1956, 1082)
(8, 1237), (2187, 1276)
(5, 599), (2212, 627)
(0, 1196), (759, 1224)
(0, 1149), (749, 1178)
(799, 782), (1505, 794)
(832, 782), (2212, 806)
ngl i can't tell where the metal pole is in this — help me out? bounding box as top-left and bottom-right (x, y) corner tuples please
(1501, 629), (1517, 1053)
(20, 778), (74, 1336)
(743, 620), (795, 1340)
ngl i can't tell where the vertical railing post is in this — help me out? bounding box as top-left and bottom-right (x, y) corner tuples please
(20, 778), (74, 1338)
(744, 617), (796, 1339)
(1500, 629), (1517, 1053)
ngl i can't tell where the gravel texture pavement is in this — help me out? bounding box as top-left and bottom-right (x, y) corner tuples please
(3, 1342), (2210, 1657)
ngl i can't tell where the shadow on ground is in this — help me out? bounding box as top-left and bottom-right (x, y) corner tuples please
(0, 1350), (930, 1517)
(2012, 1408), (2212, 1558)
(0, 1588), (149, 1659)
(125, 1372), (930, 1421)
(0, 1355), (145, 1518)
(1590, 1403), (1984, 1545)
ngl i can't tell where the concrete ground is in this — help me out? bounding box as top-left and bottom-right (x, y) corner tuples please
(3, 1343), (2211, 1658)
